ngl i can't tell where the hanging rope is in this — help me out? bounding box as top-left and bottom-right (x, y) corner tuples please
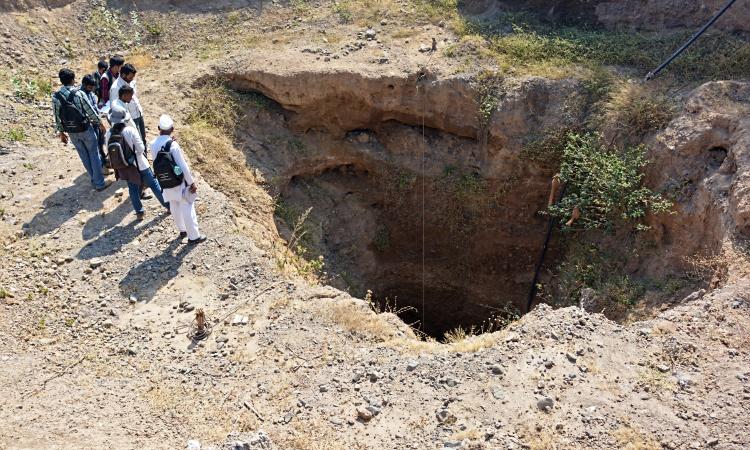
(645, 0), (738, 81)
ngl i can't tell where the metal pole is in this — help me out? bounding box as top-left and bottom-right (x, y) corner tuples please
(645, 0), (739, 81)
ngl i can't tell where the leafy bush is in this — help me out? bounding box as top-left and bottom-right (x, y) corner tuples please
(12, 76), (52, 102)
(547, 133), (671, 232)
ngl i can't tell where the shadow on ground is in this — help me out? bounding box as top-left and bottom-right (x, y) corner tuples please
(22, 174), (119, 237)
(117, 239), (197, 303)
(77, 202), (168, 260)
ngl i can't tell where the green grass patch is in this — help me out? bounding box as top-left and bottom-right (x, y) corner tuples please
(5, 127), (27, 142)
(12, 75), (52, 102)
(450, 13), (750, 82)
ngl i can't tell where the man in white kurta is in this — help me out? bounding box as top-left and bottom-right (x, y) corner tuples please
(150, 114), (207, 244)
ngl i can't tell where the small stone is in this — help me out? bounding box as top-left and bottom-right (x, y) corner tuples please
(365, 29), (376, 40)
(490, 364), (504, 375)
(114, 188), (125, 198)
(419, 44), (431, 53)
(707, 438), (719, 447)
(565, 353), (577, 363)
(491, 386), (503, 400)
(232, 314), (249, 326)
(436, 408), (457, 424)
(102, 319), (114, 328)
(89, 258), (104, 269)
(537, 397), (554, 412)
(357, 406), (373, 422)
(406, 360), (419, 371)
(128, 295), (138, 304)
(656, 364), (670, 373)
(186, 439), (201, 450)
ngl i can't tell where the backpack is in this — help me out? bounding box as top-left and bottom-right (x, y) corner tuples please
(107, 123), (135, 170)
(153, 140), (184, 189)
(92, 71), (103, 99)
(55, 89), (89, 133)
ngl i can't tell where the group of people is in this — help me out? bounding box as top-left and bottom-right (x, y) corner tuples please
(52, 56), (206, 244)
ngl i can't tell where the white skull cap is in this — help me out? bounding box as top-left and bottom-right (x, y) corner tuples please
(158, 114), (174, 131)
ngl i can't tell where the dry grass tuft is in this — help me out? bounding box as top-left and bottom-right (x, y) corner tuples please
(613, 425), (661, 450)
(127, 50), (155, 70)
(325, 299), (399, 341)
(598, 82), (674, 139)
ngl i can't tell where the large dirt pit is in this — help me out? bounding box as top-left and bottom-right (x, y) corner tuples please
(217, 62), (742, 339)
(223, 70), (579, 339)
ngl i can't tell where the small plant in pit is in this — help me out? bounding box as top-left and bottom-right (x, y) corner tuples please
(546, 132), (672, 233)
(365, 289), (416, 316)
(473, 73), (501, 130)
(372, 226), (390, 252)
(0, 287), (10, 299)
(287, 137), (304, 153)
(551, 240), (645, 310)
(520, 126), (574, 170)
(443, 303), (519, 343)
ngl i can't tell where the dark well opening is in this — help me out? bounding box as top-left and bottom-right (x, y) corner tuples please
(275, 132), (553, 339)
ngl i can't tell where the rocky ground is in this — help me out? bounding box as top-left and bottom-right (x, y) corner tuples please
(1, 1), (750, 449)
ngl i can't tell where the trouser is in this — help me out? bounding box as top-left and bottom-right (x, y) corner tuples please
(94, 127), (107, 167)
(170, 195), (201, 240)
(69, 126), (105, 189)
(133, 115), (148, 195)
(133, 116), (147, 156)
(127, 168), (168, 214)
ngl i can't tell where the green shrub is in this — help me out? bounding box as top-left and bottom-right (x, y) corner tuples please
(12, 76), (52, 102)
(373, 226), (390, 252)
(555, 242), (644, 308)
(520, 127), (573, 169)
(547, 133), (671, 232)
(333, 1), (353, 23)
(6, 128), (27, 142)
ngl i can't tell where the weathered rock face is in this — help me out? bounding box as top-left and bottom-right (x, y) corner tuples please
(223, 65), (583, 336)
(644, 81), (750, 282)
(469, 0), (750, 33)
